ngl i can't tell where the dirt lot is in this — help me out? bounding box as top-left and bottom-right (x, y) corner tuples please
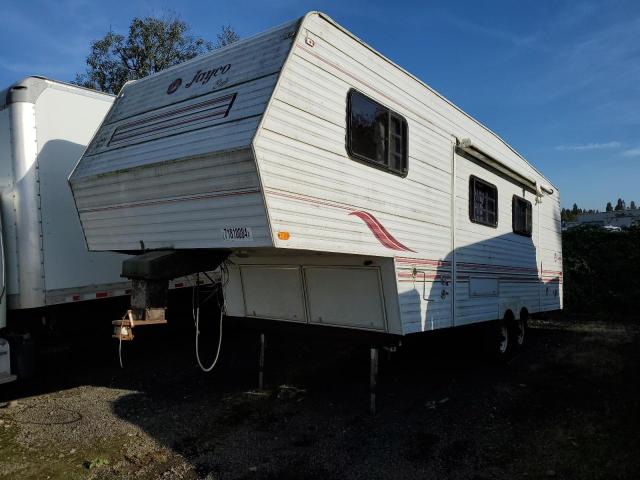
(1, 310), (639, 480)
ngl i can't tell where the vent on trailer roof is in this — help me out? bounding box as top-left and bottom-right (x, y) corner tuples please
(109, 92), (237, 148)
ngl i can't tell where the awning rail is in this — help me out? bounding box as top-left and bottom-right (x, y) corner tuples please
(457, 138), (554, 197)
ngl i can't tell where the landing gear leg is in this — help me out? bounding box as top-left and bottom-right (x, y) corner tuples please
(370, 347), (378, 415)
(258, 333), (266, 390)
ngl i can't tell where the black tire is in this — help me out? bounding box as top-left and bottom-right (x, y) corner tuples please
(509, 316), (527, 352)
(484, 320), (511, 361)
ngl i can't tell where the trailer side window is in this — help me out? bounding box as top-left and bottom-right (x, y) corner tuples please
(512, 195), (532, 236)
(347, 90), (407, 176)
(469, 176), (498, 227)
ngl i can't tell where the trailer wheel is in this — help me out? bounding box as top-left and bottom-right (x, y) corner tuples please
(484, 320), (511, 361)
(510, 316), (527, 351)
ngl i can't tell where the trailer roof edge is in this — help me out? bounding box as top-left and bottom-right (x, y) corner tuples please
(0, 76), (114, 110)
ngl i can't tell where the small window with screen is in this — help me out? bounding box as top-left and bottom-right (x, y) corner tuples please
(469, 176), (498, 227)
(347, 90), (407, 176)
(512, 195), (532, 236)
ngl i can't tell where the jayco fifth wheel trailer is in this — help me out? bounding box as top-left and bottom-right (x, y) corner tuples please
(69, 13), (563, 355)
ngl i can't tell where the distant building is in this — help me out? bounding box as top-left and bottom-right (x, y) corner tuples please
(566, 210), (640, 230)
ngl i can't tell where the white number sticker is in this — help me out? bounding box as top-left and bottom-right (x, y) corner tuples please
(221, 226), (253, 241)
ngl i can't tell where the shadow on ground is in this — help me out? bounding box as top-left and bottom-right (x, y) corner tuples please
(1, 304), (639, 480)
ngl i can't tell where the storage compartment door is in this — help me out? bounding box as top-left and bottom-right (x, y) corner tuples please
(240, 266), (306, 322)
(304, 267), (387, 331)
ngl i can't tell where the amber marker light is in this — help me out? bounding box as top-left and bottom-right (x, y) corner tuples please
(277, 231), (290, 240)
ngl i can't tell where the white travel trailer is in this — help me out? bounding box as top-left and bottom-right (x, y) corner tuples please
(69, 13), (563, 359)
(0, 77), (132, 383)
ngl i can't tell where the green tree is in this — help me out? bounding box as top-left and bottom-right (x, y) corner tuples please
(630, 201), (636, 210)
(216, 25), (240, 48)
(75, 14), (239, 94)
(606, 202), (613, 212)
(615, 198), (626, 211)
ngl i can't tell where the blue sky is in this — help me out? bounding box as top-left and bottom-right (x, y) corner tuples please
(1, 0), (638, 210)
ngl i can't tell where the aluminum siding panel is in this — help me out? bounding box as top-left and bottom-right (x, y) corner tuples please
(454, 155), (544, 326)
(73, 149), (269, 250)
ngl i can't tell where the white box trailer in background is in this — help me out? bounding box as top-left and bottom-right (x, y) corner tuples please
(0, 77), (131, 383)
(69, 13), (563, 366)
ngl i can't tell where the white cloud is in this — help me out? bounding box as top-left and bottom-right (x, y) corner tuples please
(555, 141), (622, 152)
(436, 13), (540, 50)
(622, 148), (640, 157)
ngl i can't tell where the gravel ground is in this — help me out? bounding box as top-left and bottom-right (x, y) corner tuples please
(1, 309), (639, 480)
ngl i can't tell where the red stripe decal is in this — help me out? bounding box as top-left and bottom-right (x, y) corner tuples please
(396, 257), (451, 266)
(349, 211), (415, 252)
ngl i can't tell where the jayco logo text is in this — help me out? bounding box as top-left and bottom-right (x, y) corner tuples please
(166, 63), (232, 94)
